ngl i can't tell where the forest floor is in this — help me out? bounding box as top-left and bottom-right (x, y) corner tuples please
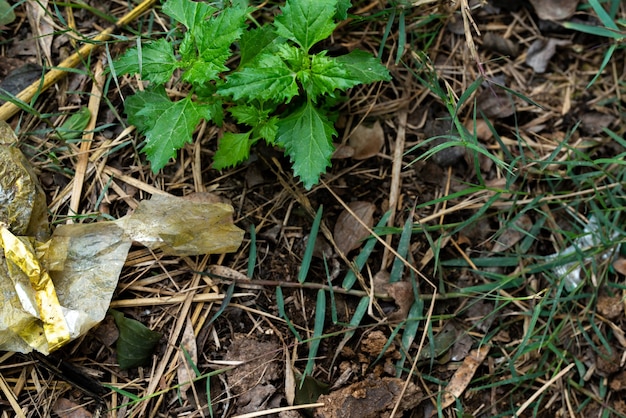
(1, 0), (626, 417)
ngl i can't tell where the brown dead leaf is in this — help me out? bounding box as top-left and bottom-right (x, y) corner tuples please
(26, 0), (54, 63)
(464, 118), (493, 142)
(491, 214), (533, 253)
(334, 201), (375, 255)
(580, 112), (616, 135)
(526, 38), (570, 73)
(610, 370), (626, 391)
(386, 281), (415, 322)
(529, 0), (579, 21)
(177, 317), (198, 400)
(597, 294), (622, 320)
(477, 88), (515, 119)
(441, 345), (491, 410)
(314, 376), (422, 418)
(348, 120), (385, 160)
(332, 143), (355, 159)
(482, 32), (519, 57)
(53, 398), (92, 418)
(360, 330), (395, 357)
(225, 333), (281, 395)
(614, 259), (626, 276)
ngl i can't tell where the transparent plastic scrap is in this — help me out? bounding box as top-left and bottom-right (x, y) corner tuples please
(0, 122), (245, 354)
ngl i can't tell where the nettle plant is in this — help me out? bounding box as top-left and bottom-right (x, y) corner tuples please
(114, 0), (390, 189)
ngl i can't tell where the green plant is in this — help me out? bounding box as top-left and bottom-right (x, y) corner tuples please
(113, 0), (390, 189)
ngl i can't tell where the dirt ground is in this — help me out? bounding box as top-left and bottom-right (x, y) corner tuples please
(1, 0), (626, 417)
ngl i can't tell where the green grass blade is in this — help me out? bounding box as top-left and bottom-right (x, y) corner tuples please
(396, 9), (406, 64)
(302, 289), (326, 384)
(299, 205), (323, 283)
(276, 286), (302, 341)
(248, 224), (257, 278)
(342, 210), (392, 290)
(389, 216), (413, 283)
(588, 0), (620, 30)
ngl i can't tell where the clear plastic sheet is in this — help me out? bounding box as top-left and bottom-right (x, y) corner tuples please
(0, 122), (244, 354)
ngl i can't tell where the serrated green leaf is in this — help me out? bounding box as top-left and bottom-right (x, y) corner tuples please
(259, 116), (278, 143)
(125, 86), (172, 132)
(239, 25), (279, 68)
(228, 105), (278, 143)
(277, 100), (335, 189)
(219, 53), (298, 102)
(162, 0), (216, 31)
(333, 49), (391, 84)
(213, 131), (252, 169)
(182, 58), (228, 86)
(110, 310), (162, 370)
(134, 95), (211, 171)
(277, 43), (309, 71)
(196, 6), (249, 58)
(303, 52), (360, 99)
(230, 104), (266, 126)
(335, 0), (351, 21)
(274, 0), (337, 52)
(114, 39), (179, 85)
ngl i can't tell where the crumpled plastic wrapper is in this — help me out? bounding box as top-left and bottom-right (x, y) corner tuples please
(0, 122), (245, 354)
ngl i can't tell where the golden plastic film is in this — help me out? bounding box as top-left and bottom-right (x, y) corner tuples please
(0, 121), (245, 354)
(0, 225), (70, 353)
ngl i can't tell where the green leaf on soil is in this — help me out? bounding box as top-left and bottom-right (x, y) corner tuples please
(274, 0), (338, 53)
(51, 107), (91, 141)
(126, 87), (211, 171)
(111, 309), (162, 370)
(212, 131), (252, 170)
(114, 39), (180, 85)
(219, 53), (298, 102)
(276, 100), (335, 189)
(333, 49), (392, 84)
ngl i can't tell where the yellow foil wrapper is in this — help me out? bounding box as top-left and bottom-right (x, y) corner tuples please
(0, 226), (70, 353)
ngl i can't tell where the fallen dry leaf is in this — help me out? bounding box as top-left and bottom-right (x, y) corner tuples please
(597, 294), (623, 320)
(348, 120), (385, 160)
(526, 38), (570, 73)
(26, 0), (54, 63)
(580, 112), (616, 135)
(440, 345), (490, 410)
(614, 259), (626, 276)
(314, 376), (421, 418)
(529, 0), (579, 21)
(482, 32), (519, 57)
(477, 88), (515, 119)
(334, 201), (375, 255)
(53, 398), (92, 418)
(386, 281), (415, 322)
(491, 214), (533, 253)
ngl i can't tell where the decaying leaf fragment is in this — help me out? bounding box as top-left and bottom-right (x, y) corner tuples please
(348, 120), (385, 160)
(333, 201), (375, 255)
(529, 0), (578, 21)
(441, 344), (491, 409)
(314, 375), (422, 418)
(526, 38), (570, 74)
